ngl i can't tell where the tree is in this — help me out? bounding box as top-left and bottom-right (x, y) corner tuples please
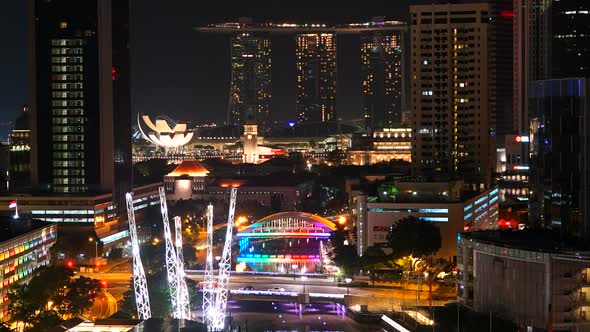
(119, 271), (203, 318)
(0, 324), (13, 332)
(387, 216), (441, 259)
(62, 276), (101, 315)
(182, 244), (197, 268)
(330, 228), (359, 276)
(387, 216), (443, 307)
(24, 310), (63, 332)
(6, 266), (102, 330)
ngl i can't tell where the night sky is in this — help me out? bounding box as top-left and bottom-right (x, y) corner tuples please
(0, 0), (415, 138)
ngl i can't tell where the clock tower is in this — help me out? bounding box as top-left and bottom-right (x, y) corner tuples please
(243, 118), (258, 164)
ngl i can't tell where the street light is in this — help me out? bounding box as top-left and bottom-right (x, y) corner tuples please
(338, 216), (347, 225)
(345, 278), (352, 295)
(88, 237), (98, 267)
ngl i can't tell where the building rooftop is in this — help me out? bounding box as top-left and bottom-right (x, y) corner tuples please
(461, 230), (590, 254)
(0, 217), (52, 243)
(196, 19), (406, 34)
(210, 173), (310, 188)
(167, 159), (210, 177)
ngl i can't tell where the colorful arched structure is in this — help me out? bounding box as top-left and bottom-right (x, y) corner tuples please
(236, 212), (336, 272)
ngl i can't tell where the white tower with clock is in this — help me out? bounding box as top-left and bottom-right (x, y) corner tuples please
(243, 119), (258, 164)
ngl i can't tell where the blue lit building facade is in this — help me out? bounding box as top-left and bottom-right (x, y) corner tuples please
(529, 78), (590, 239)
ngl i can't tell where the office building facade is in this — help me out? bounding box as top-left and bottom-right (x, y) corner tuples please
(9, 106), (31, 193)
(360, 26), (405, 128)
(228, 31), (272, 133)
(296, 33), (336, 124)
(529, 78), (590, 239)
(29, 0), (132, 207)
(410, 4), (494, 186)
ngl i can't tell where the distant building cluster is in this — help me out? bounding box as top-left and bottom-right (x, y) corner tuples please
(197, 18), (408, 131)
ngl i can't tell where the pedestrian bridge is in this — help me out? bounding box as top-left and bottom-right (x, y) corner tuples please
(236, 212), (336, 273)
(236, 211), (336, 239)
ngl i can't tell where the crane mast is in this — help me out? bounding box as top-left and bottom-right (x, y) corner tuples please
(174, 215), (191, 319)
(158, 186), (184, 318)
(125, 192), (151, 320)
(202, 204), (215, 328)
(212, 187), (238, 330)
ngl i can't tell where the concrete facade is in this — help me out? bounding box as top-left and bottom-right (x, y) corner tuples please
(459, 232), (590, 331)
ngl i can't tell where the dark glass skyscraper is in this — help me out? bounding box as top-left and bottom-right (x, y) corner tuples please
(360, 27), (405, 129)
(551, 0), (590, 78)
(228, 32), (271, 134)
(529, 78), (590, 239)
(28, 0), (132, 204)
(296, 33), (336, 124)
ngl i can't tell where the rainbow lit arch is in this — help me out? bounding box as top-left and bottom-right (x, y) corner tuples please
(237, 211), (336, 239)
(236, 212), (336, 267)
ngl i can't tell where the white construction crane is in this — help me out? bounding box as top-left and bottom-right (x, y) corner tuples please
(174, 215), (191, 319)
(212, 187), (238, 330)
(125, 192), (151, 320)
(158, 186), (184, 319)
(202, 204), (215, 328)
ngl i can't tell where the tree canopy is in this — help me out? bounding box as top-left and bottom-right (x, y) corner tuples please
(7, 266), (101, 331)
(387, 216), (442, 259)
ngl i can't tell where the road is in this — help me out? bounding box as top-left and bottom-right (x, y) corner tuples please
(80, 271), (447, 302)
(86, 290), (118, 320)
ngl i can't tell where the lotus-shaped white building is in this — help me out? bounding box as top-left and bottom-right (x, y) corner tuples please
(137, 114), (194, 149)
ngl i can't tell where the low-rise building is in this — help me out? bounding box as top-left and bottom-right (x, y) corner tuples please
(354, 179), (498, 260)
(164, 159), (313, 210)
(348, 128), (412, 165)
(0, 183), (161, 249)
(0, 218), (57, 320)
(458, 231), (590, 331)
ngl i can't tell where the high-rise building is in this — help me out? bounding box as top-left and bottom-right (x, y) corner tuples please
(410, 4), (494, 186)
(228, 28), (271, 134)
(488, 0), (514, 136)
(551, 0), (590, 79)
(197, 21), (407, 127)
(9, 106), (31, 193)
(296, 33), (336, 124)
(529, 77), (590, 239)
(360, 21), (406, 129)
(513, 0), (551, 135)
(28, 0), (132, 208)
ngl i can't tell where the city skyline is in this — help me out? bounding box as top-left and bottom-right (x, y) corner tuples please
(0, 0), (414, 137)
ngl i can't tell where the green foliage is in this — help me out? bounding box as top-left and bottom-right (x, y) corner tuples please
(108, 247), (124, 259)
(23, 310), (63, 332)
(119, 242), (203, 318)
(0, 323), (13, 332)
(330, 229), (359, 276)
(50, 230), (103, 262)
(182, 244), (197, 267)
(119, 272), (203, 318)
(140, 243), (166, 276)
(6, 266), (101, 330)
(59, 276), (101, 315)
(387, 216), (442, 259)
(133, 159), (175, 186)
